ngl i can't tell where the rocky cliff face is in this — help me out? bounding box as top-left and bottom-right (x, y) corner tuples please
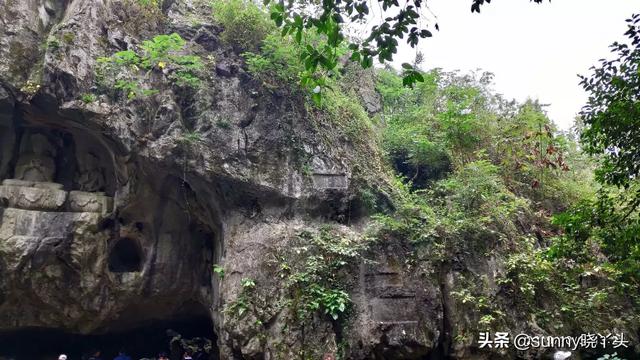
(0, 1), (424, 359)
(1, 1), (637, 360)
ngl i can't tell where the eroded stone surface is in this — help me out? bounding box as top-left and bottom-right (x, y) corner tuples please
(68, 190), (113, 214)
(0, 1), (433, 357)
(0, 184), (67, 211)
(312, 172), (348, 190)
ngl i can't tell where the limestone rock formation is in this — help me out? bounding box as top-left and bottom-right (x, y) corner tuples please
(1, 1), (637, 360)
(0, 1), (412, 359)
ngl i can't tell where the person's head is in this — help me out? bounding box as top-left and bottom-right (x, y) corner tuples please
(58, 355), (67, 360)
(93, 349), (101, 356)
(322, 353), (335, 360)
(158, 352), (168, 360)
(118, 349), (126, 355)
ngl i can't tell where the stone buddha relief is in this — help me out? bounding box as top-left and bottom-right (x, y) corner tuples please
(74, 151), (105, 193)
(14, 133), (57, 183)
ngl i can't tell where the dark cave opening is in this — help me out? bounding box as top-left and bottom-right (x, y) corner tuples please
(0, 316), (218, 360)
(108, 237), (143, 273)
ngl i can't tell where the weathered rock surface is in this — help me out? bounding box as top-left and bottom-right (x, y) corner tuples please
(1, 1), (637, 360)
(0, 0), (405, 358)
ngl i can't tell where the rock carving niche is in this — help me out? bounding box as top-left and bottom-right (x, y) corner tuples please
(365, 254), (418, 324)
(108, 237), (143, 273)
(14, 132), (57, 184)
(0, 126), (116, 213)
(2, 128), (115, 192)
(74, 151), (106, 192)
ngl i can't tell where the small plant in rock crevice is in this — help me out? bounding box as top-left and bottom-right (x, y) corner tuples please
(20, 80), (41, 97)
(179, 130), (203, 145)
(46, 37), (60, 51)
(62, 32), (75, 44)
(213, 265), (225, 278)
(80, 93), (97, 103)
(215, 119), (231, 129)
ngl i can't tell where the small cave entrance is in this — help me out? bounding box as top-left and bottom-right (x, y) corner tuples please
(0, 315), (218, 360)
(108, 238), (143, 273)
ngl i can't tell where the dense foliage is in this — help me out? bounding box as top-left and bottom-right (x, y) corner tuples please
(209, 4), (640, 341)
(554, 13), (640, 282)
(212, 0), (274, 52)
(580, 14), (640, 191)
(372, 66), (638, 343)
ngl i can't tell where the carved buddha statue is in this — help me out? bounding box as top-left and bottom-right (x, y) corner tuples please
(14, 133), (57, 183)
(74, 151), (105, 192)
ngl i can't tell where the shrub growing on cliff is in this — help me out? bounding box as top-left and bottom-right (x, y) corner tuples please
(80, 93), (97, 103)
(243, 33), (304, 90)
(217, 0), (356, 103)
(212, 0), (274, 52)
(498, 235), (636, 333)
(95, 33), (202, 99)
(279, 229), (360, 321)
(242, 24), (352, 104)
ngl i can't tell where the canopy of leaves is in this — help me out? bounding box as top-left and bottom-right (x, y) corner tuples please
(554, 14), (640, 283)
(580, 14), (640, 194)
(377, 68), (584, 206)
